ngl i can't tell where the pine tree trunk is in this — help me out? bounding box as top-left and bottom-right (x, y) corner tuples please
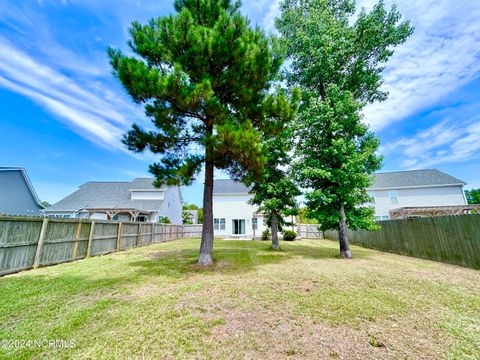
(338, 203), (352, 259)
(271, 212), (279, 250)
(198, 134), (214, 265)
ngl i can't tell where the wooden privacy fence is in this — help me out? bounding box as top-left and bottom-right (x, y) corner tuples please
(324, 215), (480, 269)
(299, 224), (324, 239)
(0, 216), (203, 276)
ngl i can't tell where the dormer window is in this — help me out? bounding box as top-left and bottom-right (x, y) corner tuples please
(130, 189), (165, 200)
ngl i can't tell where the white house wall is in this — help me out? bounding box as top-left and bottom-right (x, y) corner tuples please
(371, 185), (466, 218)
(213, 194), (265, 238)
(157, 186), (183, 224)
(130, 191), (164, 200)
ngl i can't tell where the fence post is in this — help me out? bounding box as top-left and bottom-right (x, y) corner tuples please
(136, 223), (142, 247)
(72, 221), (82, 259)
(86, 220), (95, 258)
(116, 222), (123, 251)
(33, 218), (49, 269)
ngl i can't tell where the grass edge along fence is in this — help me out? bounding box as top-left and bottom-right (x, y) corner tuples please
(324, 215), (480, 269)
(0, 216), (202, 276)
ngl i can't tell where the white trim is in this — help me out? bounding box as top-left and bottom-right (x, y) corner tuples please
(129, 189), (165, 192)
(368, 183), (465, 191)
(461, 187), (468, 205)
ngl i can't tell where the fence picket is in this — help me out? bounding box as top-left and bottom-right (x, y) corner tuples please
(0, 217), (203, 275)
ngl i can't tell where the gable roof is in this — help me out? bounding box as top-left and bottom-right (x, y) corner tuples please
(212, 169), (465, 195)
(369, 169), (466, 189)
(213, 179), (250, 194)
(0, 167), (44, 215)
(46, 178), (170, 213)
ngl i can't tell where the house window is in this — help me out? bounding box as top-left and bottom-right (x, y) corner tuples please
(375, 215), (390, 221)
(214, 218), (225, 230)
(252, 217), (258, 230)
(367, 191), (375, 204)
(389, 190), (399, 204)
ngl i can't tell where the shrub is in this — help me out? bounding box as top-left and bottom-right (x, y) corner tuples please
(158, 216), (171, 224)
(283, 230), (297, 241)
(262, 229), (271, 241)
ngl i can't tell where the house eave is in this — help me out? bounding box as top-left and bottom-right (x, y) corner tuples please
(368, 183), (466, 191)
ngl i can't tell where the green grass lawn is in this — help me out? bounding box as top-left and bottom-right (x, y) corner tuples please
(1, 239), (479, 359)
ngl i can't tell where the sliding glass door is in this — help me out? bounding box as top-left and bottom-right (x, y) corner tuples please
(232, 219), (246, 235)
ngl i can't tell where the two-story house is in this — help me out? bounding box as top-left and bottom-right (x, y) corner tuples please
(44, 178), (183, 224)
(213, 179), (266, 239)
(367, 169), (467, 220)
(212, 169), (468, 236)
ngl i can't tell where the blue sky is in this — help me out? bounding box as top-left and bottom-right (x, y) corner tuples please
(0, 0), (479, 206)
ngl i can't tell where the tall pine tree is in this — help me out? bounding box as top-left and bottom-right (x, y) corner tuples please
(277, 0), (413, 258)
(109, 0), (295, 265)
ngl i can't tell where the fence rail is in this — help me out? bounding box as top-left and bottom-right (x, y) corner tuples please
(0, 216), (202, 276)
(298, 224), (323, 239)
(324, 215), (480, 269)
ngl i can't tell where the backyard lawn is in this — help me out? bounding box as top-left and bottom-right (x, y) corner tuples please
(0, 239), (479, 359)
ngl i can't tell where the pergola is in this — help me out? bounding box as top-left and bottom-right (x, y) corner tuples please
(84, 208), (156, 221)
(389, 205), (480, 220)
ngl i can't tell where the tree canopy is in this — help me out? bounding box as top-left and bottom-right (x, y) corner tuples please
(109, 0), (296, 264)
(243, 91), (300, 249)
(465, 189), (480, 205)
(277, 0), (413, 258)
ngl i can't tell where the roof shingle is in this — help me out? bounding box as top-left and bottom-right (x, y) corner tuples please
(46, 178), (169, 212)
(370, 169), (465, 189)
(212, 169), (465, 195)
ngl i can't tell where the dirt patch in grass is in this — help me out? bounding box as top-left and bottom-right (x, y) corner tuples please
(148, 250), (190, 259)
(206, 306), (445, 360)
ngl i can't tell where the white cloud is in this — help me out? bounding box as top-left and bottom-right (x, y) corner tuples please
(1, 0), (480, 159)
(245, 0), (480, 131)
(358, 0), (480, 130)
(0, 75), (124, 149)
(0, 1), (148, 150)
(242, 0), (280, 32)
(380, 114), (480, 168)
(0, 39), (135, 149)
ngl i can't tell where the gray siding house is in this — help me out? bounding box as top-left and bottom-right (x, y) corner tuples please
(44, 178), (183, 224)
(367, 169), (467, 220)
(0, 167), (44, 216)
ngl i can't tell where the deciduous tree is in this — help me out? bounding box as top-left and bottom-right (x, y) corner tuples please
(465, 189), (480, 205)
(277, 0), (413, 258)
(243, 91), (300, 250)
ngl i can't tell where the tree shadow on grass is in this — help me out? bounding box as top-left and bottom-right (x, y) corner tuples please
(127, 239), (376, 279)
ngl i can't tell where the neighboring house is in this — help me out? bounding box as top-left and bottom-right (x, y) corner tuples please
(213, 169), (468, 234)
(0, 167), (44, 216)
(367, 169), (467, 220)
(213, 179), (267, 239)
(184, 209), (199, 224)
(44, 178), (183, 224)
